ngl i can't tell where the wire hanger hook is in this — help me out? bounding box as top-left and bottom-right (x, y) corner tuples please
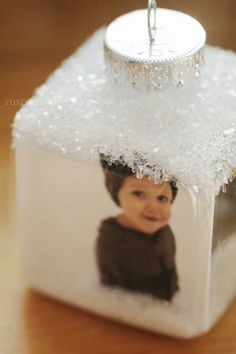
(147, 0), (157, 43)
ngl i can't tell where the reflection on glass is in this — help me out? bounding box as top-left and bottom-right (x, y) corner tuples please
(212, 178), (236, 251)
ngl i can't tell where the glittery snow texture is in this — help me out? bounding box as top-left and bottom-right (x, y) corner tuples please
(13, 28), (236, 197)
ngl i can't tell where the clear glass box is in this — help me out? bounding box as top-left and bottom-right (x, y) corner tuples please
(15, 141), (236, 338)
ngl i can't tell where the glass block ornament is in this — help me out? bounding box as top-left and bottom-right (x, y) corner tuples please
(13, 1), (236, 338)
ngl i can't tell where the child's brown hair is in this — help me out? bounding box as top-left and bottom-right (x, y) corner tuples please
(100, 154), (178, 206)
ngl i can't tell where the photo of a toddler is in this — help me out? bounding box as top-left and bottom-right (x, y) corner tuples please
(96, 157), (179, 301)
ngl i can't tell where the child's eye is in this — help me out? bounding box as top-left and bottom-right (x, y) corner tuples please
(157, 195), (169, 203)
(132, 190), (146, 198)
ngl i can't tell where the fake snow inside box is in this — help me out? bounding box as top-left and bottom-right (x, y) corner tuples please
(14, 29), (236, 338)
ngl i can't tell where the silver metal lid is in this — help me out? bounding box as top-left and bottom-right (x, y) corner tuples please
(104, 1), (206, 90)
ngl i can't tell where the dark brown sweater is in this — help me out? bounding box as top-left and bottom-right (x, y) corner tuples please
(96, 217), (179, 301)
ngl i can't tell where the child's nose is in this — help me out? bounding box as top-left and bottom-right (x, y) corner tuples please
(145, 200), (162, 216)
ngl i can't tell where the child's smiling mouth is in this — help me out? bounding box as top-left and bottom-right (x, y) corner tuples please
(141, 215), (161, 222)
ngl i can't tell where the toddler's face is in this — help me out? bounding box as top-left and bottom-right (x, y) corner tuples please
(118, 176), (173, 235)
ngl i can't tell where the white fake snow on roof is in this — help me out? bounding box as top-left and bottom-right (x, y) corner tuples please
(13, 28), (236, 198)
